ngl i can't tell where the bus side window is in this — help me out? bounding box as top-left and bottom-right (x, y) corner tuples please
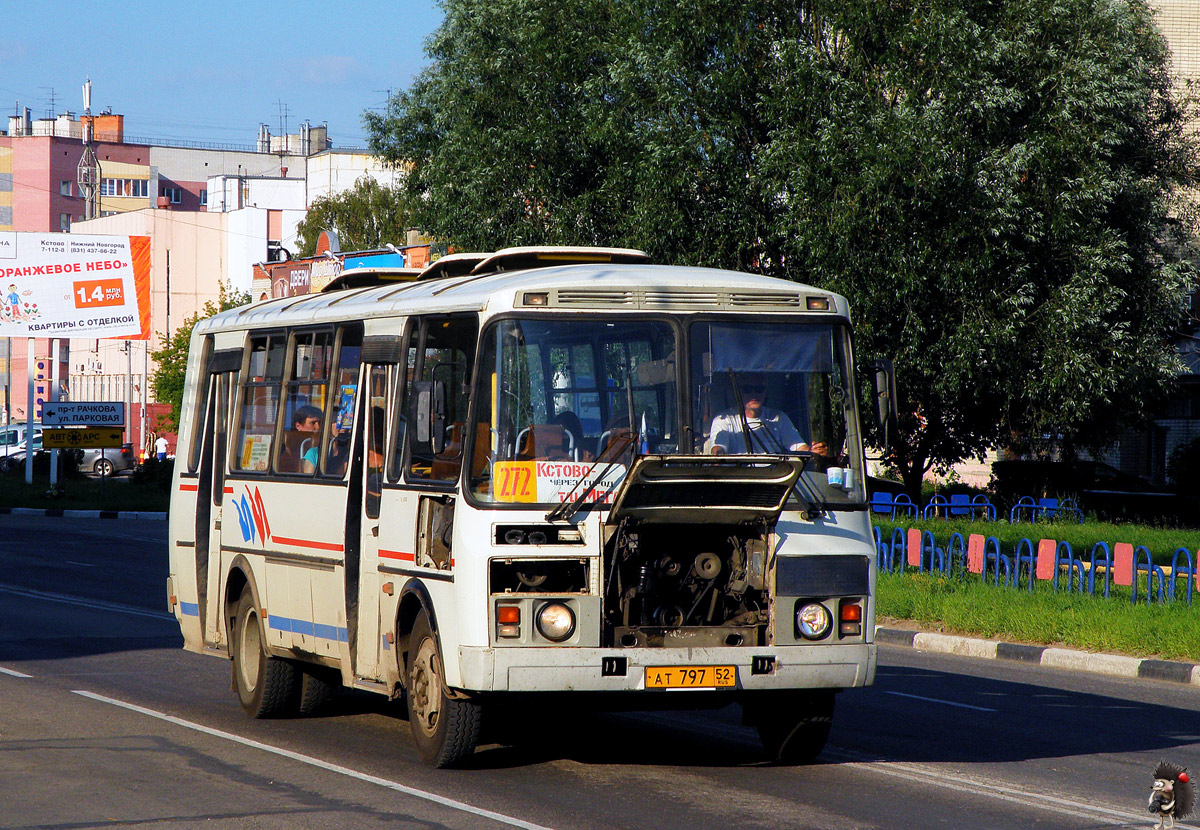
(321, 324), (363, 478)
(407, 316), (477, 482)
(233, 333), (285, 472)
(277, 330), (333, 474)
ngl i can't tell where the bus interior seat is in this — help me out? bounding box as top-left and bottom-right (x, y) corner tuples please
(278, 430), (310, 473)
(516, 424), (574, 461)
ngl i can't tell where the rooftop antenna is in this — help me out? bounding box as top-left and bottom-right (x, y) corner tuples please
(277, 100), (289, 158)
(77, 77), (100, 220)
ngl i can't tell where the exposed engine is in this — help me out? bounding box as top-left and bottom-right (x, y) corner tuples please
(603, 522), (770, 648)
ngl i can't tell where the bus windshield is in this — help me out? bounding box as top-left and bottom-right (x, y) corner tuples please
(469, 317), (678, 505)
(468, 315), (864, 507)
(690, 320), (865, 503)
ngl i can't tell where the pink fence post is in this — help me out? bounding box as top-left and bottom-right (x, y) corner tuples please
(1113, 542), (1134, 587)
(907, 528), (922, 569)
(967, 534), (985, 574)
(1035, 539), (1057, 581)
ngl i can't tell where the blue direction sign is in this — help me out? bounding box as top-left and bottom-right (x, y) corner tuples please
(41, 401), (125, 427)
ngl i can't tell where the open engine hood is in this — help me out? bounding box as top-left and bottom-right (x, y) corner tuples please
(604, 454), (805, 525)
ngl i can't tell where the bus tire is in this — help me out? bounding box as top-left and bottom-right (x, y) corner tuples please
(297, 665), (338, 716)
(406, 611), (481, 767)
(751, 691), (834, 764)
(231, 587), (299, 718)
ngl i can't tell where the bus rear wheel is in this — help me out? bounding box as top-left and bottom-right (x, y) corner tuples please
(748, 690), (834, 764)
(406, 611), (481, 767)
(231, 587), (299, 718)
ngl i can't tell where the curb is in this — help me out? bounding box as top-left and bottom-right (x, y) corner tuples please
(875, 625), (1200, 687)
(0, 507), (166, 521)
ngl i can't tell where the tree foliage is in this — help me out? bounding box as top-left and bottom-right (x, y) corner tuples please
(366, 0), (1200, 497)
(150, 284), (250, 433)
(294, 176), (415, 257)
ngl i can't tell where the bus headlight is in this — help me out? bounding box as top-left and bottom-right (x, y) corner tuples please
(535, 602), (576, 642)
(795, 602), (831, 640)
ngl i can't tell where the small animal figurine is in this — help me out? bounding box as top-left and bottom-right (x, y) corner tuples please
(1149, 761), (1194, 830)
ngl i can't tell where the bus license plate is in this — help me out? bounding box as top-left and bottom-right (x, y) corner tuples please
(645, 666), (736, 689)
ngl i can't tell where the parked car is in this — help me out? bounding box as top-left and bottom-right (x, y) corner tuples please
(81, 443), (136, 476)
(0, 438), (135, 476)
(0, 423), (41, 468)
(0, 433), (43, 473)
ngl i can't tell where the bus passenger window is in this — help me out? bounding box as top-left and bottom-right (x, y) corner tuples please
(233, 334), (285, 472)
(321, 325), (363, 477)
(278, 331), (333, 474)
(407, 317), (477, 482)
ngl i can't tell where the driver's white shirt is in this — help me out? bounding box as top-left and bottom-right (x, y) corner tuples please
(708, 407), (805, 453)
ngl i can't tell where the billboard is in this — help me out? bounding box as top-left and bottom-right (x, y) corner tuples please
(0, 232), (151, 339)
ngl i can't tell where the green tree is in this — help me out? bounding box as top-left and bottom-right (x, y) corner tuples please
(294, 176), (415, 257)
(150, 284), (250, 432)
(366, 0), (1199, 498)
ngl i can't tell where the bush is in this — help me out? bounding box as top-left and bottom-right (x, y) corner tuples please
(131, 456), (175, 492)
(1167, 436), (1200, 498)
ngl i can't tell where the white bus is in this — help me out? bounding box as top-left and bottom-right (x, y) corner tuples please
(167, 247), (889, 767)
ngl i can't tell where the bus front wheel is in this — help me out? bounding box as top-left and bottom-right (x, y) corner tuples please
(405, 611), (481, 767)
(748, 690), (834, 764)
(231, 587), (299, 718)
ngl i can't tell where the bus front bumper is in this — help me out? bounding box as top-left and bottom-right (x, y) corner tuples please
(456, 643), (876, 693)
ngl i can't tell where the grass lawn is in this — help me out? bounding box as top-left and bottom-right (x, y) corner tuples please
(874, 516), (1200, 566)
(877, 569), (1200, 663)
(0, 470), (170, 513)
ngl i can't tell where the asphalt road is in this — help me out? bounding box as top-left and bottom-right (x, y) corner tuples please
(1, 514), (1197, 829)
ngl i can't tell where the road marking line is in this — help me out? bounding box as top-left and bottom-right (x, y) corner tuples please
(824, 747), (1151, 826)
(72, 690), (556, 830)
(0, 583), (173, 620)
(0, 666), (32, 678)
(628, 712), (1150, 825)
(883, 690), (997, 712)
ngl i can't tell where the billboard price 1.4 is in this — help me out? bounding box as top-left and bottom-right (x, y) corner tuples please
(0, 232), (151, 339)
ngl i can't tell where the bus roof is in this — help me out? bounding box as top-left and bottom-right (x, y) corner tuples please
(201, 254), (848, 334)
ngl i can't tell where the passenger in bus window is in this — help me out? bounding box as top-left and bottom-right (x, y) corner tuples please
(708, 374), (809, 455)
(287, 405), (323, 473)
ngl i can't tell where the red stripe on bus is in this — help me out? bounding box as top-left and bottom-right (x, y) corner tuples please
(223, 486), (234, 494)
(272, 536), (345, 553)
(179, 483), (199, 492)
(380, 549), (416, 562)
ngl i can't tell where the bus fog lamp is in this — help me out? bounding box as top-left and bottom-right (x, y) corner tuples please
(795, 602), (831, 640)
(535, 602), (576, 642)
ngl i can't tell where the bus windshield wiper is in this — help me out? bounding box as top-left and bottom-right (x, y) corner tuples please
(545, 431), (634, 522)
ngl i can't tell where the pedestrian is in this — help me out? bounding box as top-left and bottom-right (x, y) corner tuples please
(155, 435), (168, 461)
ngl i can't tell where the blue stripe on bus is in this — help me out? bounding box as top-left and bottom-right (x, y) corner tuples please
(180, 602), (200, 617)
(268, 614), (348, 642)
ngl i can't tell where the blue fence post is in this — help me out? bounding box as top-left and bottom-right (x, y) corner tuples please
(983, 536), (1011, 586)
(946, 533), (966, 576)
(1013, 538), (1036, 591)
(1132, 546), (1165, 604)
(889, 527), (906, 573)
(1169, 548), (1194, 605)
(1054, 541), (1083, 593)
(921, 530), (945, 573)
(1088, 542), (1112, 599)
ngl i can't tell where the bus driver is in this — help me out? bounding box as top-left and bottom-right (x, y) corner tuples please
(708, 374), (810, 455)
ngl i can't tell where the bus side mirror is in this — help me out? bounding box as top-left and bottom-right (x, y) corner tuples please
(871, 359), (898, 447)
(415, 380), (447, 454)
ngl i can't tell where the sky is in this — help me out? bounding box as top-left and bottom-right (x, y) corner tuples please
(2, 0), (445, 150)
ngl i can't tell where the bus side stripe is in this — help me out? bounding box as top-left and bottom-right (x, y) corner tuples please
(272, 536), (345, 553)
(267, 614), (348, 642)
(380, 549), (416, 562)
